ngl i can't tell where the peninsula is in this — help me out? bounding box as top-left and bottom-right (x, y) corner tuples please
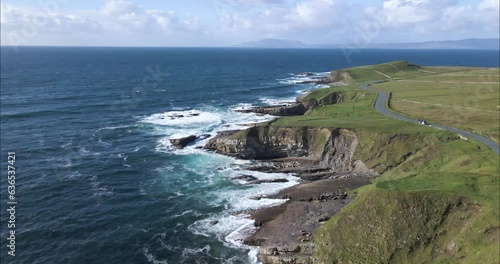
(204, 61), (500, 263)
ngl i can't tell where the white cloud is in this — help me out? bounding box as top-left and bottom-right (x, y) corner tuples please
(478, 0), (499, 11)
(216, 0), (284, 10)
(294, 0), (338, 28)
(0, 0), (204, 46)
(380, 0), (455, 28)
(219, 11), (252, 30)
(440, 5), (477, 31)
(361, 0), (499, 35)
(478, 0), (500, 27)
(216, 0), (345, 38)
(100, 0), (141, 16)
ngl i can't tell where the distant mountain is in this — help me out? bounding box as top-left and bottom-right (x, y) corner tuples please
(352, 38), (500, 50)
(236, 38), (499, 50)
(236, 38), (308, 48)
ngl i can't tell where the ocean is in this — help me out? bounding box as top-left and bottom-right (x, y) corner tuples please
(1, 47), (499, 264)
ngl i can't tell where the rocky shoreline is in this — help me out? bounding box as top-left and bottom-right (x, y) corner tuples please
(166, 75), (370, 263)
(202, 114), (377, 263)
(245, 178), (371, 264)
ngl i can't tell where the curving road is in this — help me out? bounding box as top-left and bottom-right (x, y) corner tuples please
(359, 83), (500, 155)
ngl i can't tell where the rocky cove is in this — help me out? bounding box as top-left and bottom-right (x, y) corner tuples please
(202, 123), (381, 263)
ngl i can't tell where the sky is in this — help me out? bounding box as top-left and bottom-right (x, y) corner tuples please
(1, 0), (499, 47)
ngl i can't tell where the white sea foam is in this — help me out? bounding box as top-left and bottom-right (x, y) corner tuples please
(142, 106), (275, 154)
(278, 76), (317, 84)
(229, 103), (255, 111)
(295, 89), (308, 94)
(294, 84), (328, 95)
(247, 248), (260, 264)
(316, 84), (330, 89)
(188, 164), (299, 264)
(92, 125), (136, 146)
(189, 213), (255, 248)
(90, 175), (114, 197)
(189, 211), (267, 263)
(139, 182), (147, 195)
(93, 124), (135, 134)
(181, 245), (211, 258)
(142, 110), (222, 127)
(142, 246), (169, 264)
(259, 97), (295, 106)
(171, 210), (201, 219)
(140, 72), (327, 263)
(278, 71), (329, 85)
(184, 154), (298, 263)
(217, 170), (299, 211)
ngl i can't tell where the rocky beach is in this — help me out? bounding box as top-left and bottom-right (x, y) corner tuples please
(199, 72), (379, 263)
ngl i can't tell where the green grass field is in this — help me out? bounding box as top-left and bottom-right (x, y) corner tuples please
(370, 67), (500, 143)
(277, 85), (438, 133)
(270, 61), (500, 263)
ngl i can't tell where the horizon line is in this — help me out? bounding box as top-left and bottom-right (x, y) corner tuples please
(1, 45), (499, 50)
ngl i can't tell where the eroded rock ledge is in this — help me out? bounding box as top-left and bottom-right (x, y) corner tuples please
(204, 126), (377, 177)
(233, 99), (319, 116)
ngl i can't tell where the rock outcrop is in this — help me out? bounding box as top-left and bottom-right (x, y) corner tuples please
(170, 135), (198, 148)
(234, 103), (306, 116)
(170, 134), (210, 149)
(204, 126), (377, 176)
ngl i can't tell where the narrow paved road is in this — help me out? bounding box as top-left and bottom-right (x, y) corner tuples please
(360, 83), (500, 155)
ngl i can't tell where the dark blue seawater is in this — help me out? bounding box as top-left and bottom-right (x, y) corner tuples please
(1, 47), (498, 264)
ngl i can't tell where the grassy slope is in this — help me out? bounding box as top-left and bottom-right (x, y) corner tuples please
(270, 61), (499, 263)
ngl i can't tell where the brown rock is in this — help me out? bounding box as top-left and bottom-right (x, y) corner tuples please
(231, 175), (258, 182)
(169, 135), (198, 148)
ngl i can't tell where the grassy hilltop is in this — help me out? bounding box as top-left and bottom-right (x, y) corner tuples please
(270, 61), (499, 263)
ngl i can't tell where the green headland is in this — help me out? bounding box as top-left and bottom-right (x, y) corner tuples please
(305, 61), (500, 264)
(206, 60), (499, 263)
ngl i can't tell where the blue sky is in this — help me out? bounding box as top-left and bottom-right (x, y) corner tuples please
(1, 0), (498, 47)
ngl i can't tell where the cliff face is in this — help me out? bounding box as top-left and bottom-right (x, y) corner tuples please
(205, 126), (377, 176)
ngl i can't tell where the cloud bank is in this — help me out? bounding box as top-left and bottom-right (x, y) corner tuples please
(1, 0), (498, 47)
